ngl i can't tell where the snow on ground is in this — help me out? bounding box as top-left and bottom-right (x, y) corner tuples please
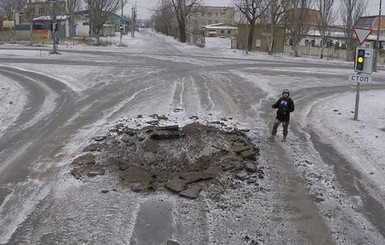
(309, 90), (385, 193)
(0, 74), (26, 135)
(1, 31), (385, 243)
(0, 49), (50, 57)
(1, 32), (384, 176)
(2, 30), (372, 68)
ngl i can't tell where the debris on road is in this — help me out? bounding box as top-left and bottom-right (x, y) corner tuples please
(70, 117), (263, 199)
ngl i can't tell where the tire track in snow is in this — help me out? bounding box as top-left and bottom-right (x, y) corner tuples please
(170, 76), (186, 110)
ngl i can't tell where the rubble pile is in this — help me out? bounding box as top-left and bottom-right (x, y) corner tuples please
(70, 119), (262, 199)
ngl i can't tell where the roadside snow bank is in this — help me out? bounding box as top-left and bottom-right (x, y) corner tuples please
(310, 90), (385, 191)
(0, 74), (26, 134)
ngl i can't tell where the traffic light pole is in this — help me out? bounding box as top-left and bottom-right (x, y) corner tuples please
(51, 1), (58, 54)
(374, 0), (382, 72)
(354, 48), (362, 120)
(120, 0), (123, 46)
(353, 80), (360, 120)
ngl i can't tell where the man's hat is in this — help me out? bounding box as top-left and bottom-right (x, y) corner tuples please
(282, 89), (290, 95)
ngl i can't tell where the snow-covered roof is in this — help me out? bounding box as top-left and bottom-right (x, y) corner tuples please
(366, 34), (385, 41)
(306, 29), (346, 38)
(33, 15), (69, 21)
(305, 29), (385, 41)
(204, 23), (238, 30)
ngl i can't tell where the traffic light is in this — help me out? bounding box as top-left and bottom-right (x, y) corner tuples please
(50, 23), (59, 32)
(120, 25), (124, 31)
(354, 47), (373, 74)
(355, 49), (365, 71)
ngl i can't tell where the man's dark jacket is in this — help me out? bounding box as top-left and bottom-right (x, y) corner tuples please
(272, 97), (295, 121)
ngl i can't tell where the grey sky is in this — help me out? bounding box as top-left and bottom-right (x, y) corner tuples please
(127, 0), (381, 20)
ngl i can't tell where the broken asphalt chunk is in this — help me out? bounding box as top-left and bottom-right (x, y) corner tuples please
(72, 153), (96, 166)
(231, 145), (251, 154)
(150, 131), (181, 140)
(165, 178), (187, 193)
(157, 125), (179, 131)
(179, 185), (201, 199)
(240, 149), (256, 160)
(180, 171), (212, 183)
(92, 136), (106, 142)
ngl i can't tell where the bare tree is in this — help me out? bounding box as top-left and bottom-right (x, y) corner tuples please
(0, 0), (24, 19)
(153, 0), (174, 36)
(66, 0), (82, 39)
(285, 0), (313, 57)
(265, 0), (288, 54)
(170, 0), (201, 43)
(316, 0), (336, 59)
(340, 0), (368, 60)
(85, 0), (120, 44)
(22, 2), (37, 45)
(236, 0), (271, 51)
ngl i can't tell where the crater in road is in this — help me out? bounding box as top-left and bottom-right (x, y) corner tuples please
(69, 116), (265, 199)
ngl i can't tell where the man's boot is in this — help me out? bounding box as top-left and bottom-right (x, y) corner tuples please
(281, 136), (287, 142)
(268, 135), (275, 142)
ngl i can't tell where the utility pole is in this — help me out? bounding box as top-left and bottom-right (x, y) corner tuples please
(51, 0), (59, 54)
(12, 5), (16, 44)
(120, 0), (123, 45)
(52, 0), (58, 54)
(131, 3), (136, 38)
(374, 0), (383, 72)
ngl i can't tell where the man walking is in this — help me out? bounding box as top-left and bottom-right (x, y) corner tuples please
(268, 89), (295, 142)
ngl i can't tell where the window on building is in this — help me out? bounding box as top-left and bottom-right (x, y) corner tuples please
(311, 40), (315, 47)
(335, 42), (340, 49)
(221, 30), (225, 34)
(208, 12), (212, 17)
(227, 30), (231, 34)
(38, 7), (43, 15)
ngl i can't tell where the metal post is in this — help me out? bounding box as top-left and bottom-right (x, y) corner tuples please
(374, 0), (382, 72)
(12, 6), (16, 43)
(131, 5), (135, 38)
(120, 0), (123, 45)
(353, 81), (360, 120)
(51, 1), (57, 54)
(245, 22), (248, 54)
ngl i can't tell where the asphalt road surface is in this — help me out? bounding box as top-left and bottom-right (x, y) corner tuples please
(1, 30), (385, 244)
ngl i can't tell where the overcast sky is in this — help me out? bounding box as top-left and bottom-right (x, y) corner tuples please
(125, 0), (381, 20)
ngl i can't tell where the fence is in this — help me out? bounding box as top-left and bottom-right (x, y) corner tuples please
(284, 45), (385, 64)
(284, 45), (348, 60)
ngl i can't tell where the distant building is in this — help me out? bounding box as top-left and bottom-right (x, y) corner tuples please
(73, 10), (125, 38)
(190, 6), (235, 27)
(356, 15), (385, 33)
(237, 24), (286, 53)
(283, 8), (320, 26)
(203, 23), (238, 37)
(356, 15), (385, 49)
(19, 0), (66, 24)
(187, 6), (235, 35)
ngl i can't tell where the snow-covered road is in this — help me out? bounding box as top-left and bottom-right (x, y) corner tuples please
(0, 30), (385, 244)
